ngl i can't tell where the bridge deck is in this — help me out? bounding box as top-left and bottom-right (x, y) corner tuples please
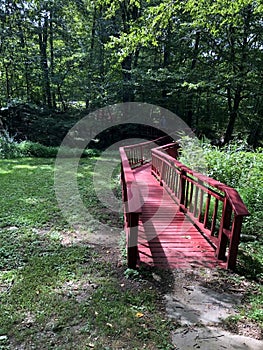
(133, 164), (226, 269)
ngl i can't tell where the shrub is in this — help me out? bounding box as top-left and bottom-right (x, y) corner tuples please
(0, 131), (22, 158)
(18, 141), (58, 158)
(0, 133), (100, 159)
(179, 137), (263, 241)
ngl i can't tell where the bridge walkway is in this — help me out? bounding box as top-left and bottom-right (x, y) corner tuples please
(133, 164), (226, 269)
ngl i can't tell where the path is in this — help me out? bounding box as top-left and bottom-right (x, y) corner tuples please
(163, 268), (263, 350)
(133, 164), (226, 269)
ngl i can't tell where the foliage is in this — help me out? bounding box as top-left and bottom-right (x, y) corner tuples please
(179, 137), (263, 240)
(18, 141), (58, 158)
(0, 103), (81, 146)
(238, 242), (263, 282)
(0, 1), (262, 144)
(0, 131), (22, 159)
(0, 132), (100, 159)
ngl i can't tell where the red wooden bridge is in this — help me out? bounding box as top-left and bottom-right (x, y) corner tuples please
(120, 139), (250, 270)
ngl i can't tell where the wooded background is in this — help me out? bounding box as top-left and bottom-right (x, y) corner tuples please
(0, 0), (262, 146)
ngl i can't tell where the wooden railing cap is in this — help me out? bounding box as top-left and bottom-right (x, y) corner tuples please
(151, 146), (250, 217)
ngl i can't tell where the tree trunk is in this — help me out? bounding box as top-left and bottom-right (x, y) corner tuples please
(4, 63), (11, 101)
(161, 25), (172, 101)
(13, 2), (31, 102)
(122, 54), (134, 102)
(39, 15), (52, 108)
(49, 9), (56, 108)
(120, 2), (140, 103)
(186, 31), (200, 127)
(223, 87), (242, 144)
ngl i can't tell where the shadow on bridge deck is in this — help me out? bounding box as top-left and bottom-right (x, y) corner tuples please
(133, 164), (226, 269)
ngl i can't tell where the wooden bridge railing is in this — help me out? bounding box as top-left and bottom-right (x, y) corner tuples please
(124, 135), (172, 168)
(120, 137), (171, 268)
(151, 143), (250, 270)
(120, 146), (142, 268)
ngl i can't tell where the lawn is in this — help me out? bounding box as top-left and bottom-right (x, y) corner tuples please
(0, 158), (174, 350)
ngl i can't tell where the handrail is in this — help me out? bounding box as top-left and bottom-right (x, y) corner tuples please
(120, 137), (249, 270)
(119, 147), (142, 214)
(119, 146), (143, 268)
(152, 147), (249, 216)
(122, 135), (172, 167)
(151, 145), (250, 270)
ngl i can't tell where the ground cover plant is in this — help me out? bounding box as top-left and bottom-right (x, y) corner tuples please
(0, 157), (174, 350)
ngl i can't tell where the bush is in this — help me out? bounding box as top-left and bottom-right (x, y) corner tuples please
(0, 131), (22, 158)
(179, 137), (263, 241)
(18, 141), (58, 158)
(0, 133), (100, 159)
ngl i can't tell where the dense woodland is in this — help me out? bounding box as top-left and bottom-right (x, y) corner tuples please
(0, 0), (262, 146)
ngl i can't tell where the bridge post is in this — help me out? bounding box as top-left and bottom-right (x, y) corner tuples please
(216, 198), (232, 261)
(127, 213), (139, 269)
(227, 215), (243, 270)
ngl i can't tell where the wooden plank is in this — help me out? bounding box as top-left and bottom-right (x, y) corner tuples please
(132, 163), (228, 269)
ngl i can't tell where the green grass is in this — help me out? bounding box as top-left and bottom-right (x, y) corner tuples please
(0, 157), (174, 349)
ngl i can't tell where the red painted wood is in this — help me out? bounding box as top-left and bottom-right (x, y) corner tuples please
(121, 140), (249, 270)
(133, 164), (227, 269)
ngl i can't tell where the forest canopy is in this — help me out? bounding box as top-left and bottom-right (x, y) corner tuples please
(0, 0), (262, 146)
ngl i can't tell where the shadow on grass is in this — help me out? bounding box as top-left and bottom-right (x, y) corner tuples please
(237, 247), (263, 283)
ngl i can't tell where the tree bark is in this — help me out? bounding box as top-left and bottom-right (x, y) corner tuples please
(224, 87), (242, 144)
(122, 54), (134, 102)
(38, 15), (52, 108)
(186, 31), (200, 127)
(49, 9), (56, 108)
(4, 63), (11, 101)
(120, 2), (140, 102)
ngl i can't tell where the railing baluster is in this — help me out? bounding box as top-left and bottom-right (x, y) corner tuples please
(193, 186), (199, 217)
(203, 194), (211, 228)
(179, 168), (186, 211)
(189, 182), (194, 213)
(185, 179), (189, 208)
(198, 186), (204, 222)
(211, 198), (219, 236)
(123, 140), (249, 271)
(216, 198), (232, 260)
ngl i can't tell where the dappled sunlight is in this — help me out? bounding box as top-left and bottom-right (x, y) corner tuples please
(13, 164), (38, 170)
(0, 169), (12, 174)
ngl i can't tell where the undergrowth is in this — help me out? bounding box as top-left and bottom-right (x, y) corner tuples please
(0, 131), (99, 158)
(179, 137), (263, 241)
